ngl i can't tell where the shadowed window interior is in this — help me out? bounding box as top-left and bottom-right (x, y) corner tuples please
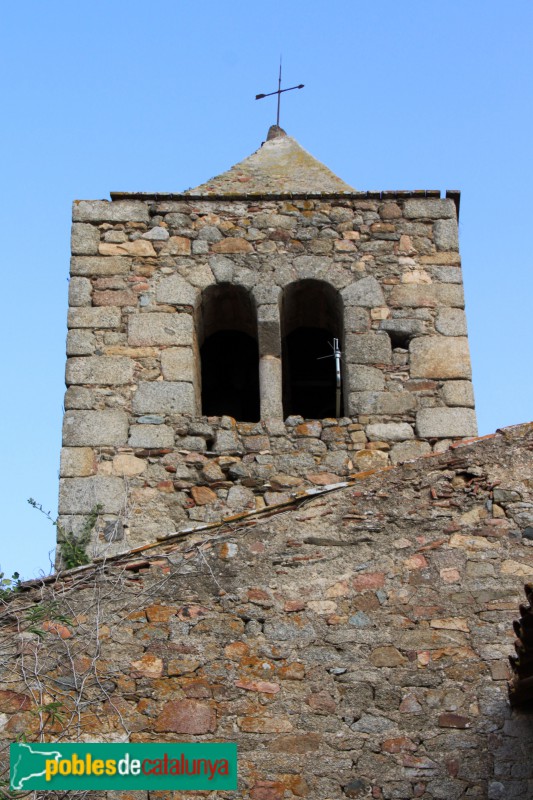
(199, 284), (260, 422)
(281, 280), (343, 419)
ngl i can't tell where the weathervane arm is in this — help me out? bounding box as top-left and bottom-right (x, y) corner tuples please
(279, 84), (305, 94)
(255, 85), (305, 100)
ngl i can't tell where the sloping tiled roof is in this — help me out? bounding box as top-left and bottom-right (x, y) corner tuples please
(14, 422), (532, 584)
(184, 125), (356, 196)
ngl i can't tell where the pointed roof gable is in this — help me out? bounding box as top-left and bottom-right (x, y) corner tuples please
(184, 126), (356, 196)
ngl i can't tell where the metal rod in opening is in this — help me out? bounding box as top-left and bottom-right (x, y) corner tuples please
(333, 338), (342, 418)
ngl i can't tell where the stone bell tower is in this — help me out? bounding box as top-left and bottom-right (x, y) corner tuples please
(59, 126), (476, 561)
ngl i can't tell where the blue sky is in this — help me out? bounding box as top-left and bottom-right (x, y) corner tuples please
(1, 1), (532, 580)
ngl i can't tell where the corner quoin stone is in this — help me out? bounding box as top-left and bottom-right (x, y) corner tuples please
(388, 283), (464, 309)
(416, 407), (478, 438)
(435, 308), (467, 336)
(64, 386), (96, 409)
(68, 307), (121, 329)
(65, 357), (134, 385)
(59, 476), (125, 514)
(70, 256), (131, 277)
(62, 410), (129, 446)
(72, 200), (150, 223)
(71, 223), (101, 256)
(59, 447), (96, 477)
(403, 198), (456, 219)
(442, 380), (475, 408)
(68, 277), (92, 306)
(410, 336), (471, 379)
(434, 218), (459, 251)
(66, 330), (95, 356)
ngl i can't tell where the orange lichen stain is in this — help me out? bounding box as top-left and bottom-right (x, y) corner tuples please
(235, 679), (280, 694)
(224, 641), (250, 660)
(42, 620), (72, 639)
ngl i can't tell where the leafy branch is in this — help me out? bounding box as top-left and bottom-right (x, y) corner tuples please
(0, 571), (20, 603)
(28, 499), (102, 569)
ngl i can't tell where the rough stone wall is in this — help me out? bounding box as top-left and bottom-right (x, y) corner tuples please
(60, 193), (476, 558)
(5, 424), (533, 799)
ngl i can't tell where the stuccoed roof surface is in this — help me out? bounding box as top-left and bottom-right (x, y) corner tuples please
(184, 126), (356, 196)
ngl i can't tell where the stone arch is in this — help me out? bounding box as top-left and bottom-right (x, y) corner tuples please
(281, 279), (344, 419)
(197, 283), (260, 421)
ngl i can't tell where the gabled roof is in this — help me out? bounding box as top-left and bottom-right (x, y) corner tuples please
(184, 125), (356, 196)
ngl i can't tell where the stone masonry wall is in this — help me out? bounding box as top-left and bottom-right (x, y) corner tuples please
(5, 424), (533, 799)
(60, 193), (477, 558)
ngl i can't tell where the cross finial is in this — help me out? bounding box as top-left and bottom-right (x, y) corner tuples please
(255, 59), (304, 127)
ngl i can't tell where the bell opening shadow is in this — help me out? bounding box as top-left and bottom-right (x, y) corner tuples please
(281, 280), (343, 419)
(199, 285), (260, 422)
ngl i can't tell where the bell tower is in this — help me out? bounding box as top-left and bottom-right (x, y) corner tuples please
(60, 126), (476, 562)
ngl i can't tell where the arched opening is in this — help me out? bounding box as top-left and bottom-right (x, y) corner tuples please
(198, 284), (260, 421)
(281, 280), (343, 419)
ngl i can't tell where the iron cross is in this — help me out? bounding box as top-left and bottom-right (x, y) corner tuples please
(255, 60), (304, 127)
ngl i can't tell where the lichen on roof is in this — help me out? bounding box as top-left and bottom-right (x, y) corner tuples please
(184, 125), (356, 196)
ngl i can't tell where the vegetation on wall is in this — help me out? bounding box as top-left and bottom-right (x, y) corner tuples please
(28, 499), (102, 570)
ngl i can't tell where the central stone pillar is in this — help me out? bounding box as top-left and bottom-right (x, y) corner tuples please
(259, 355), (283, 419)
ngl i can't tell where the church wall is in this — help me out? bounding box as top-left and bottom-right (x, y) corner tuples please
(60, 194), (477, 558)
(4, 426), (533, 799)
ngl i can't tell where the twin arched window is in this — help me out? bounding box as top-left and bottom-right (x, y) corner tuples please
(198, 284), (260, 421)
(198, 280), (342, 422)
(281, 280), (343, 419)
